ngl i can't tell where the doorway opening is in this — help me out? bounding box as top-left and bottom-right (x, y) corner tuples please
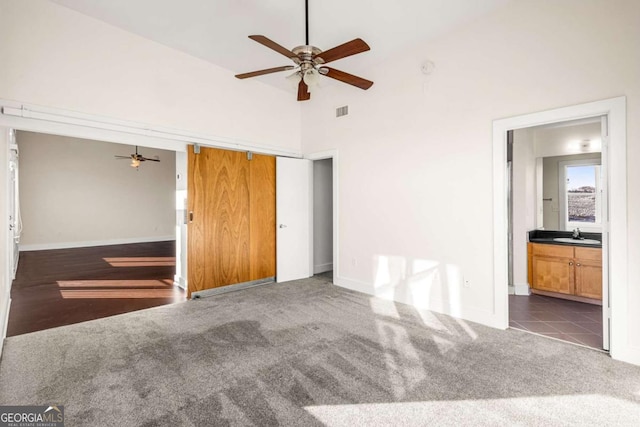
(507, 117), (606, 350)
(312, 158), (334, 282)
(306, 150), (338, 284)
(7, 130), (184, 336)
(493, 97), (629, 362)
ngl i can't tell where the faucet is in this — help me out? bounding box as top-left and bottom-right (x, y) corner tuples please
(572, 228), (582, 239)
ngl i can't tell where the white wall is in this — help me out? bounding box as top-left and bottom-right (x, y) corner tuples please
(0, 0), (301, 153)
(301, 0), (640, 346)
(512, 128), (535, 293)
(542, 153), (601, 230)
(17, 132), (175, 249)
(313, 159), (333, 273)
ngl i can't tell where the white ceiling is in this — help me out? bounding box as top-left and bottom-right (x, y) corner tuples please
(533, 121), (603, 157)
(50, 0), (511, 92)
(533, 119), (603, 147)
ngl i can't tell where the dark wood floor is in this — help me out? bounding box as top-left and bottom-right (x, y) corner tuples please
(8, 241), (185, 336)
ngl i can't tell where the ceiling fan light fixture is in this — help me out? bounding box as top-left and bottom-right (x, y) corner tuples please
(131, 159), (141, 168)
(286, 71), (302, 88)
(235, 0), (373, 101)
(303, 68), (320, 87)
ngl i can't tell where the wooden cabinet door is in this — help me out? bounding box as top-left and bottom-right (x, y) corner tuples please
(532, 255), (575, 294)
(531, 243), (574, 294)
(575, 259), (602, 299)
(574, 247), (602, 300)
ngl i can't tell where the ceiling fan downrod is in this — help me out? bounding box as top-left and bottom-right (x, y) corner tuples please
(305, 0), (309, 46)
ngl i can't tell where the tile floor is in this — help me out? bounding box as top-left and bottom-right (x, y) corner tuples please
(509, 294), (603, 350)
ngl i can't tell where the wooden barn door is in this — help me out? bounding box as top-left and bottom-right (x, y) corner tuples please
(187, 146), (275, 297)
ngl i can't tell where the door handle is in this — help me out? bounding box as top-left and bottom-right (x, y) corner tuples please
(279, 224), (287, 228)
(189, 211), (194, 223)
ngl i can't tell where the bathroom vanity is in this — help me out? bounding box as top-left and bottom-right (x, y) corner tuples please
(527, 230), (602, 305)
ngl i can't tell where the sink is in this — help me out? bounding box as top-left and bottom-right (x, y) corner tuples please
(553, 237), (601, 245)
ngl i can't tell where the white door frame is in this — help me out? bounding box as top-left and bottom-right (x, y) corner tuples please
(1, 129), (12, 346)
(305, 150), (339, 283)
(493, 96), (630, 363)
(8, 132), (19, 279)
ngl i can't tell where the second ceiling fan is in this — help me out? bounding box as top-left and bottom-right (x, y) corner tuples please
(235, 0), (373, 101)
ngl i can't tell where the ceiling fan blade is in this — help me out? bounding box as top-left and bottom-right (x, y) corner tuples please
(114, 155), (132, 159)
(321, 67), (373, 90)
(297, 80), (311, 101)
(142, 158), (161, 162)
(315, 38), (370, 64)
(248, 35), (297, 59)
(235, 66), (295, 79)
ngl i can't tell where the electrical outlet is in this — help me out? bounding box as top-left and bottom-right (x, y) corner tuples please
(464, 279), (471, 288)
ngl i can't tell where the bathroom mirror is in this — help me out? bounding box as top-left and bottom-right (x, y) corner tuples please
(540, 152), (602, 232)
(525, 118), (603, 232)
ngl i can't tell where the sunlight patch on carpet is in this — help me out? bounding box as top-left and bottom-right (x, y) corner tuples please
(304, 395), (640, 426)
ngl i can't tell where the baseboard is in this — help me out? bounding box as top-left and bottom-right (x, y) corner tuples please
(334, 275), (499, 328)
(19, 235), (175, 251)
(333, 276), (372, 294)
(514, 282), (530, 296)
(314, 263), (333, 274)
(0, 294), (11, 359)
(173, 275), (187, 290)
(612, 345), (640, 366)
(531, 289), (601, 306)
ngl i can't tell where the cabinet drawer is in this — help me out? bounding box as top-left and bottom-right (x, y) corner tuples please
(575, 246), (601, 262)
(531, 243), (574, 259)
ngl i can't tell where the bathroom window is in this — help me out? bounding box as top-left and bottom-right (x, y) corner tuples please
(559, 159), (601, 231)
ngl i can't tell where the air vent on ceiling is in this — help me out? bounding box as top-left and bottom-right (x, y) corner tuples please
(336, 105), (349, 118)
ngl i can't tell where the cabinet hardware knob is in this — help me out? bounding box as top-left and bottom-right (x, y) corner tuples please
(576, 263), (581, 266)
(569, 262), (573, 266)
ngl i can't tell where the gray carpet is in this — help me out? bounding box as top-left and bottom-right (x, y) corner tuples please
(1, 277), (640, 426)
(314, 270), (333, 281)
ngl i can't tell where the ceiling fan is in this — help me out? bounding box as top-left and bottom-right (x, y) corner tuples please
(235, 0), (373, 101)
(114, 146), (160, 169)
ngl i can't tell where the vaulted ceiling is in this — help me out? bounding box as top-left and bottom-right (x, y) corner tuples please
(50, 0), (510, 92)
